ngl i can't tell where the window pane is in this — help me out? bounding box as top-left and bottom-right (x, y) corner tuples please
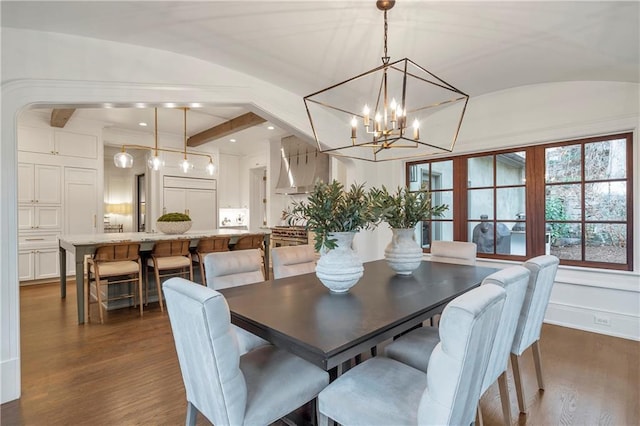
(548, 222), (582, 260)
(424, 221), (453, 248)
(431, 160), (453, 189)
(497, 187), (525, 220)
(546, 184), (581, 221)
(409, 164), (430, 191)
(510, 223), (526, 256)
(585, 182), (626, 221)
(468, 156), (493, 188)
(585, 139), (627, 181)
(585, 224), (626, 264)
(469, 221), (493, 254)
(496, 151), (526, 186)
(468, 189), (494, 220)
(546, 145), (581, 183)
(432, 191), (453, 220)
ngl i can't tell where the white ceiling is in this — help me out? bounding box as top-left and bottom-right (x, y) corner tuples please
(3, 1), (639, 154)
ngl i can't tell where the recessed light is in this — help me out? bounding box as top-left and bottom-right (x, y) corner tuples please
(138, 122), (148, 127)
(267, 126), (275, 130)
(230, 138), (237, 143)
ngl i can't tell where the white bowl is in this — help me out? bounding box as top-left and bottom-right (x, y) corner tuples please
(156, 221), (192, 234)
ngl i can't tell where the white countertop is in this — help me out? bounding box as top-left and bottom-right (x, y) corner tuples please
(59, 229), (270, 245)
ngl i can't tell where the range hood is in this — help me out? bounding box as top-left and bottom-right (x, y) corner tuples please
(276, 135), (329, 194)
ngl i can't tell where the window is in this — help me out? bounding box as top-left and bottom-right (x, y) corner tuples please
(407, 133), (633, 270)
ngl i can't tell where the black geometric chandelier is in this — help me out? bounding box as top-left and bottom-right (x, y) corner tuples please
(304, 0), (469, 162)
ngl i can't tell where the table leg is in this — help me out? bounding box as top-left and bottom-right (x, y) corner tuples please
(264, 234), (271, 280)
(59, 246), (67, 298)
(75, 254), (85, 324)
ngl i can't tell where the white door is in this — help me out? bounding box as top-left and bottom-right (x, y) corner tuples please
(35, 248), (59, 280)
(35, 165), (61, 204)
(18, 206), (35, 231)
(18, 163), (34, 204)
(35, 206), (62, 231)
(18, 250), (35, 281)
(186, 189), (216, 231)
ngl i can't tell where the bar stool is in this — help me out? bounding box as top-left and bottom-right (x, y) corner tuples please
(146, 239), (193, 312)
(192, 236), (230, 285)
(86, 242), (143, 324)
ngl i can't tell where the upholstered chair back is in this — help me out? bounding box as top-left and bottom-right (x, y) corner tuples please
(512, 255), (560, 355)
(163, 278), (247, 426)
(480, 266), (530, 393)
(204, 249), (265, 290)
(430, 241), (477, 265)
(417, 283), (506, 425)
(271, 245), (317, 279)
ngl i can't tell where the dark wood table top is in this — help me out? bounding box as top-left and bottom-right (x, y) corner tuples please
(221, 259), (499, 370)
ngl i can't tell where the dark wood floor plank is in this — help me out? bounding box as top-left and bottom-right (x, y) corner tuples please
(1, 282), (638, 426)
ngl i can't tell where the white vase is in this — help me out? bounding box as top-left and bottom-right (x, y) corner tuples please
(384, 228), (423, 275)
(156, 220), (192, 234)
(315, 232), (364, 293)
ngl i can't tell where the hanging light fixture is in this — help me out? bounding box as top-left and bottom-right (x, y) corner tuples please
(179, 107), (193, 173)
(147, 108), (164, 171)
(113, 107), (215, 175)
(304, 0), (469, 162)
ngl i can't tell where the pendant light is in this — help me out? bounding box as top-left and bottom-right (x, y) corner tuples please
(147, 108), (164, 171)
(179, 107), (193, 173)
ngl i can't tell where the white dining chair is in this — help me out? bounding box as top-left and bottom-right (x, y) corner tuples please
(318, 284), (506, 426)
(429, 240), (477, 265)
(203, 249), (269, 354)
(384, 265), (530, 425)
(271, 245), (317, 279)
(163, 278), (329, 426)
(511, 254), (560, 414)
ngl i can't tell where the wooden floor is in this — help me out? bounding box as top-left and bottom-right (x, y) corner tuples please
(1, 281), (638, 425)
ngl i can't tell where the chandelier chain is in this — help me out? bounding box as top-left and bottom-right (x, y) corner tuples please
(382, 10), (390, 65)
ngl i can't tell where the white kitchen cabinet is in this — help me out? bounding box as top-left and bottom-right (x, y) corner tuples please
(218, 154), (241, 207)
(18, 163), (61, 204)
(163, 176), (217, 231)
(18, 126), (98, 159)
(18, 205), (62, 231)
(19, 248), (59, 281)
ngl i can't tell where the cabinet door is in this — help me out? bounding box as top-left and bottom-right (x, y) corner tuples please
(18, 126), (54, 155)
(35, 248), (59, 280)
(18, 206), (35, 231)
(18, 250), (35, 281)
(36, 206), (62, 230)
(55, 131), (98, 159)
(65, 168), (97, 235)
(18, 163), (35, 203)
(163, 187), (187, 215)
(186, 189), (217, 231)
(35, 165), (62, 204)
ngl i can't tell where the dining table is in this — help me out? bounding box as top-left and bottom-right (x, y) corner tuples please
(220, 259), (500, 379)
(59, 229), (271, 324)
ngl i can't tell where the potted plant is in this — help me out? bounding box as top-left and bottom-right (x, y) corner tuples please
(156, 212), (192, 234)
(371, 185), (448, 275)
(285, 180), (376, 292)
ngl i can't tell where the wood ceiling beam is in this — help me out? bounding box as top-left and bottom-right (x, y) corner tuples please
(50, 108), (76, 128)
(187, 112), (266, 147)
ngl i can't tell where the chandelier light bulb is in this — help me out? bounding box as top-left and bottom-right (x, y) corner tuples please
(180, 158), (193, 173)
(148, 154), (163, 171)
(413, 119), (420, 140)
(113, 151), (133, 169)
(351, 116), (358, 139)
(363, 105), (370, 127)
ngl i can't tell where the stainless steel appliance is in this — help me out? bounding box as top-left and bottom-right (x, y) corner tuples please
(270, 226), (309, 247)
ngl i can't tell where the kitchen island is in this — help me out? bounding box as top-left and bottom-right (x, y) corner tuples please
(59, 229), (271, 324)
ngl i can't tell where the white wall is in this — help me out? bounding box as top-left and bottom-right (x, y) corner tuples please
(1, 27), (639, 404)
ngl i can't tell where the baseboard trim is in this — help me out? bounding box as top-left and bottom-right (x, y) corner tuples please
(545, 301), (639, 341)
(1, 357), (20, 404)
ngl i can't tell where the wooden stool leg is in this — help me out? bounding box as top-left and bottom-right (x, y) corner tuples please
(199, 259), (206, 286)
(510, 353), (527, 414)
(95, 270), (104, 324)
(532, 340), (545, 390)
(154, 264), (164, 312)
(137, 262), (144, 318)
